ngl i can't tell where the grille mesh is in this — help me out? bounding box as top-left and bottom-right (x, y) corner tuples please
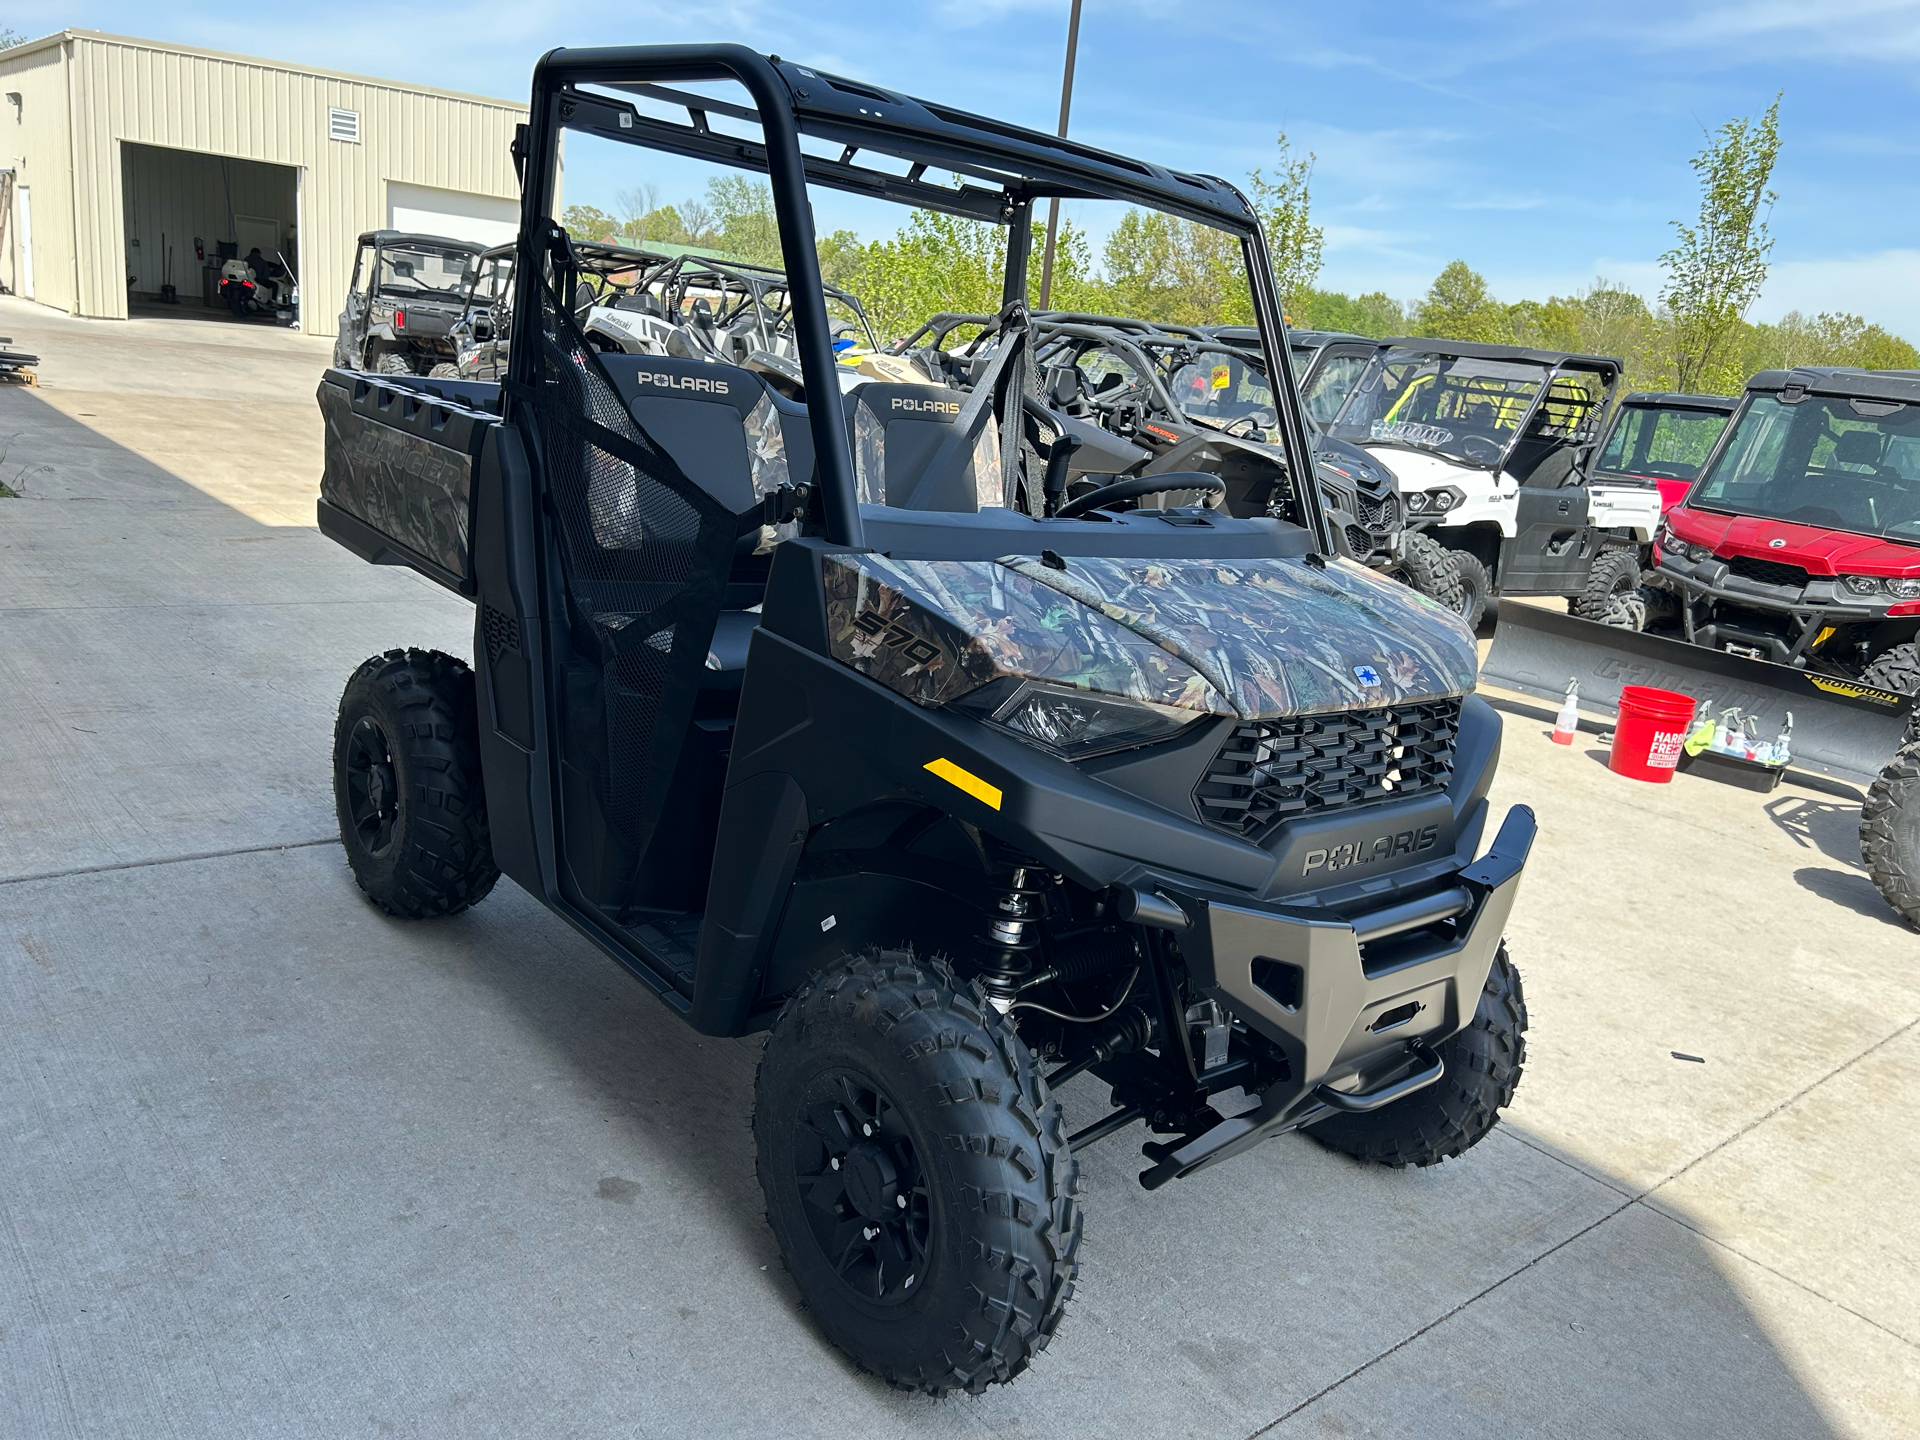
(1726, 554), (1811, 589)
(1194, 700), (1461, 843)
(1357, 491), (1400, 534)
(1344, 523), (1373, 557)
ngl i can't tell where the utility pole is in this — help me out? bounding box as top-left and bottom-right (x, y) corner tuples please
(1036, 0), (1084, 310)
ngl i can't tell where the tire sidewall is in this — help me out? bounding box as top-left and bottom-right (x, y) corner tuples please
(333, 667), (413, 898)
(756, 1010), (958, 1355)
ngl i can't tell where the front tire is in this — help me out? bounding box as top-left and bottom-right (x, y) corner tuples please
(1861, 742), (1920, 928)
(1308, 944), (1527, 1168)
(332, 649), (498, 918)
(1388, 531), (1465, 612)
(754, 951), (1080, 1395)
(1447, 549), (1492, 631)
(1860, 642), (1920, 695)
(1570, 547), (1648, 629)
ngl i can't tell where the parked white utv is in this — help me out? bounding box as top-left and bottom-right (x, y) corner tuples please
(1325, 341), (1660, 628)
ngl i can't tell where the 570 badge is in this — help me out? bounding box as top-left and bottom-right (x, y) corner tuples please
(851, 606), (944, 667)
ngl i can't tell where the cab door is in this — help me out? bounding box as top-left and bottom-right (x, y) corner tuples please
(1499, 479), (1594, 594)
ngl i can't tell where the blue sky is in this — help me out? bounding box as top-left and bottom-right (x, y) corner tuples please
(32, 0), (1920, 336)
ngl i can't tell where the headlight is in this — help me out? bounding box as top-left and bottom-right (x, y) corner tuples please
(1888, 577), (1920, 600)
(954, 678), (1204, 760)
(1841, 574), (1883, 597)
(1405, 490), (1431, 513)
(1429, 485), (1466, 513)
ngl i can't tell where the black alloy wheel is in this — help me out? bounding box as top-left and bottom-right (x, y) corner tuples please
(794, 1069), (934, 1304)
(343, 716), (401, 857)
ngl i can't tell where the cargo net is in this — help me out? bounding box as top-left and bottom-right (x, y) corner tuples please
(1193, 699), (1461, 843)
(530, 231), (733, 850)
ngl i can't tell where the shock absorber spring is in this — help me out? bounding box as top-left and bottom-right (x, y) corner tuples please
(978, 866), (1049, 1008)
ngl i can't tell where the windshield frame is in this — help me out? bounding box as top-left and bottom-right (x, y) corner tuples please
(517, 45), (1329, 554)
(1685, 390), (1920, 543)
(1327, 345), (1611, 472)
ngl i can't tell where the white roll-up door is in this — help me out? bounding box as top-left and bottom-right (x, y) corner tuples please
(386, 181), (518, 246)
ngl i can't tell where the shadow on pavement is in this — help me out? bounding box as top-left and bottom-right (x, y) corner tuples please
(1793, 865), (1910, 928)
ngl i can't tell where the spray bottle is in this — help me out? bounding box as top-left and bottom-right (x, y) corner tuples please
(1552, 678), (1580, 745)
(1685, 697), (1718, 756)
(1715, 704), (1745, 757)
(1761, 711), (1794, 768)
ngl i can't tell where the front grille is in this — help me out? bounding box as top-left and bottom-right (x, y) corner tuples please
(1194, 700), (1461, 843)
(1357, 491), (1400, 534)
(1726, 554), (1810, 589)
(1343, 523), (1373, 556)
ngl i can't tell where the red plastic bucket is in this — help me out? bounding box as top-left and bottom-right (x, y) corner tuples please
(1609, 685), (1697, 783)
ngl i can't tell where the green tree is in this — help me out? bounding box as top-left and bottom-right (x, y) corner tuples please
(1661, 96), (1783, 394)
(562, 205), (618, 242)
(705, 175), (782, 266)
(1299, 289), (1407, 337)
(1411, 261), (1509, 342)
(1099, 210), (1250, 327)
(1247, 132), (1324, 320)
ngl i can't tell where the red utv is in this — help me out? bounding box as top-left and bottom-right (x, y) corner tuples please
(1591, 390), (1737, 512)
(1649, 367), (1920, 691)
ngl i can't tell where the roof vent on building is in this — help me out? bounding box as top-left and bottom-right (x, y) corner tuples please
(328, 107), (360, 144)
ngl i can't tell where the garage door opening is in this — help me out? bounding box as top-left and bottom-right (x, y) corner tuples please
(121, 142), (300, 328)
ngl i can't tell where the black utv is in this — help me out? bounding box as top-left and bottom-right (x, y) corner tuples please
(334, 231), (487, 376)
(314, 45), (1533, 1394)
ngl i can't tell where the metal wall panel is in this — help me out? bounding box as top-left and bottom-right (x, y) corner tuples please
(52, 30), (522, 335)
(0, 39), (78, 312)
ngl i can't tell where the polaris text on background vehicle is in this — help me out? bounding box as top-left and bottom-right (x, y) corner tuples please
(312, 43), (1534, 1394)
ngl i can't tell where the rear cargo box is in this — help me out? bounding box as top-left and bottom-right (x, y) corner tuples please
(316, 368), (499, 593)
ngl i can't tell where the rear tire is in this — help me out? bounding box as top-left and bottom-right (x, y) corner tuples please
(1861, 742), (1920, 928)
(1308, 944), (1527, 1168)
(374, 352), (414, 376)
(1570, 547), (1648, 629)
(754, 951), (1080, 1395)
(1446, 549), (1492, 631)
(427, 362), (460, 379)
(332, 649), (498, 918)
(1860, 643), (1920, 695)
(1388, 532), (1465, 612)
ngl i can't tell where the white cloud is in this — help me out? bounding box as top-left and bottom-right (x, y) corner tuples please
(1650, 0), (1920, 63)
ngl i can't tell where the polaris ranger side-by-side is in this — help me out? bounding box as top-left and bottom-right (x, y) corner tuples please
(314, 45), (1533, 1393)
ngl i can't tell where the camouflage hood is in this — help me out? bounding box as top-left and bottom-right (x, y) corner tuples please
(823, 551), (1477, 719)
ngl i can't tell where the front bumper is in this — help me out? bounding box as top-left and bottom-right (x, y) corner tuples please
(1141, 803), (1535, 1188)
(1651, 554), (1899, 663)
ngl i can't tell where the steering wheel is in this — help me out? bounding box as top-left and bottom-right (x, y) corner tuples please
(1459, 434), (1503, 465)
(1057, 471), (1227, 519)
(1221, 407), (1277, 439)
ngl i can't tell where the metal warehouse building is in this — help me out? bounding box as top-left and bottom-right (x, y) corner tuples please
(0, 30), (523, 336)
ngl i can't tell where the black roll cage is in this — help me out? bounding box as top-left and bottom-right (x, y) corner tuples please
(506, 43), (1330, 555)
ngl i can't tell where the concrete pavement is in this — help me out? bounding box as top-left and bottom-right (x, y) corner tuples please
(2, 298), (1914, 1437)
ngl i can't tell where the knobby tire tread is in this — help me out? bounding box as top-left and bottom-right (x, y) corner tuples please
(754, 950), (1081, 1396)
(1308, 945), (1527, 1168)
(334, 648), (499, 918)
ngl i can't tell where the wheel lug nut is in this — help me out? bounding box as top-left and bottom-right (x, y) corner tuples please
(830, 1157), (840, 1170)
(863, 1226), (878, 1240)
(862, 1123), (872, 1136)
(895, 1194), (906, 1208)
